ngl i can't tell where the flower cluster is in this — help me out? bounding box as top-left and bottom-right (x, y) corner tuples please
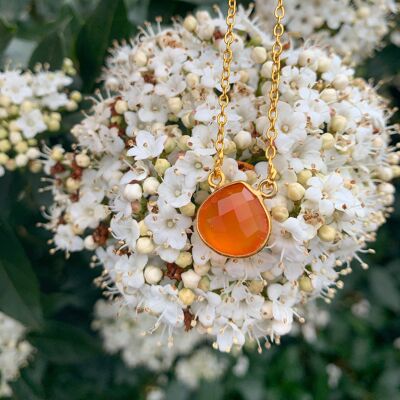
(42, 9), (399, 353)
(92, 299), (203, 371)
(255, 0), (398, 63)
(0, 59), (81, 177)
(0, 312), (34, 397)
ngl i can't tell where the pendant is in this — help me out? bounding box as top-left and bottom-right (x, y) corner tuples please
(196, 181), (272, 258)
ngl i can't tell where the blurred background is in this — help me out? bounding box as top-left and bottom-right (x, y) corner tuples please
(0, 0), (399, 399)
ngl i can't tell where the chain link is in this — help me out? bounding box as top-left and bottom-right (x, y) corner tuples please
(208, 0), (285, 195)
(260, 0), (285, 197)
(208, 0), (236, 189)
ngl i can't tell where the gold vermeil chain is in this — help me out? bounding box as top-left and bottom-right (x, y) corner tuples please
(208, 0), (285, 197)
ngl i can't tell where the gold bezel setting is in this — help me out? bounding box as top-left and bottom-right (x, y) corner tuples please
(196, 181), (272, 258)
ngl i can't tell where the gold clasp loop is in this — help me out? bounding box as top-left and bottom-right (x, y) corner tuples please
(208, 170), (226, 190)
(258, 179), (278, 199)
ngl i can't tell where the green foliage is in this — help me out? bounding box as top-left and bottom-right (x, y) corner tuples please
(0, 1), (399, 399)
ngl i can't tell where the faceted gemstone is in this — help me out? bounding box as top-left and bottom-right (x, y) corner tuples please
(197, 182), (271, 258)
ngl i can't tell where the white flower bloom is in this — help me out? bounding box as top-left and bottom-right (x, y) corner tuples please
(127, 130), (166, 160)
(145, 205), (191, 250)
(0, 312), (34, 397)
(43, 10), (398, 353)
(256, 0), (398, 63)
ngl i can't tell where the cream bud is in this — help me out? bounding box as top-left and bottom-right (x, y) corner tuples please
(154, 158), (171, 176)
(143, 177), (160, 195)
(271, 206), (289, 222)
(175, 251), (192, 268)
(75, 153), (91, 168)
(251, 47), (268, 64)
(167, 97), (183, 114)
(144, 265), (163, 284)
(179, 288), (196, 306)
(287, 182), (306, 201)
(183, 15), (197, 32)
(84, 235), (97, 250)
(123, 183), (143, 201)
(318, 225), (336, 242)
(136, 237), (155, 254)
(114, 100), (128, 115)
(330, 115), (347, 133)
(234, 130), (252, 150)
(181, 269), (201, 289)
(180, 202), (196, 217)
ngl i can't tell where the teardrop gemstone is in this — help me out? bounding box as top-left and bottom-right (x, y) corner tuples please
(196, 182), (271, 258)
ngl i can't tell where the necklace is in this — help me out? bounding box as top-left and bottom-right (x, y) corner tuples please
(196, 0), (285, 258)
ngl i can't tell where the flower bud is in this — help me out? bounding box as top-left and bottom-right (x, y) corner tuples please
(75, 153), (90, 168)
(297, 169), (312, 186)
(261, 301), (273, 319)
(0, 95), (10, 107)
(138, 220), (150, 236)
(387, 153), (399, 165)
(105, 77), (119, 91)
(245, 170), (258, 184)
(9, 131), (22, 144)
(136, 237), (155, 254)
(66, 177), (81, 193)
(248, 280), (265, 294)
(29, 160), (42, 173)
(183, 15), (197, 32)
(320, 88), (337, 103)
(239, 70), (249, 83)
(299, 275), (313, 292)
(318, 225), (336, 242)
(154, 159), (171, 176)
(70, 90), (82, 103)
(20, 101), (34, 113)
(234, 130), (252, 150)
(176, 251), (192, 268)
(167, 97), (183, 114)
(178, 135), (191, 151)
(321, 132), (335, 149)
(181, 112), (195, 129)
(180, 202), (196, 217)
(14, 141), (28, 154)
(287, 182), (305, 201)
(255, 116), (268, 134)
(378, 166), (393, 181)
(0, 153), (9, 164)
(48, 119), (61, 132)
(251, 47), (268, 64)
(181, 269), (201, 289)
(115, 100), (128, 115)
(271, 206), (289, 222)
(317, 56), (332, 73)
(179, 288), (196, 306)
(66, 100), (78, 112)
(144, 265), (163, 284)
(0, 140), (10, 152)
(123, 183), (143, 201)
(330, 115), (347, 133)
(84, 235), (97, 250)
(198, 276), (210, 291)
(133, 51), (147, 67)
(15, 154), (28, 167)
(143, 177), (160, 195)
(333, 74), (349, 90)
(5, 159), (16, 171)
(261, 61), (273, 78)
(0, 128), (7, 139)
(197, 24), (214, 40)
(194, 262), (210, 276)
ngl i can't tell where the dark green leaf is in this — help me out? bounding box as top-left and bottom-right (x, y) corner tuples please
(0, 216), (43, 329)
(29, 31), (66, 69)
(0, 18), (16, 53)
(29, 321), (101, 364)
(76, 0), (131, 91)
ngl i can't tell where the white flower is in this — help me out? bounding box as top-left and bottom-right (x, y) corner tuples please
(127, 130), (166, 160)
(54, 224), (84, 252)
(158, 168), (195, 208)
(0, 312), (34, 397)
(43, 10), (398, 353)
(16, 110), (47, 138)
(145, 205), (191, 250)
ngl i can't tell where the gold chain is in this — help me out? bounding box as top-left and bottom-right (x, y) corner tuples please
(259, 0), (285, 198)
(208, 0), (237, 189)
(208, 0), (285, 197)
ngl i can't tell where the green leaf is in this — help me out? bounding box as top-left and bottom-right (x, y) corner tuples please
(0, 216), (43, 329)
(0, 18), (16, 53)
(76, 0), (131, 91)
(29, 31), (66, 69)
(29, 321), (101, 364)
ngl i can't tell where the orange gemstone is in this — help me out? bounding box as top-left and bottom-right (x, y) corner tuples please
(196, 182), (271, 258)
